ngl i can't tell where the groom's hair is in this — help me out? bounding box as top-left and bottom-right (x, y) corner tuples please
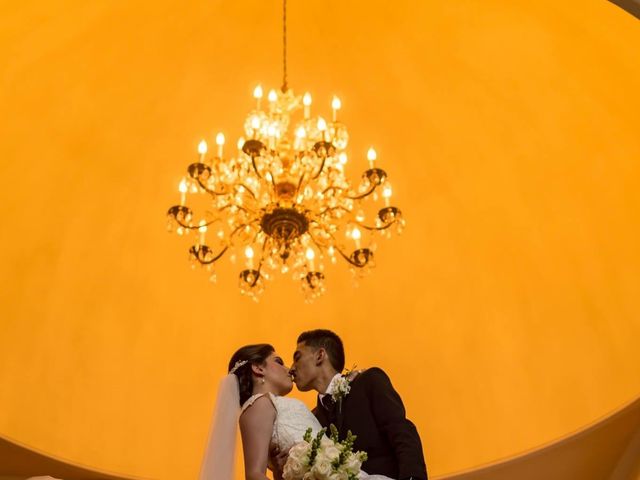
(297, 329), (345, 372)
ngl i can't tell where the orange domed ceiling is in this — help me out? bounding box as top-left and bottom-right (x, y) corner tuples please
(1, 1), (639, 478)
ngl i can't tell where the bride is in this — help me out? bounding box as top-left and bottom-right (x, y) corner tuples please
(199, 343), (391, 480)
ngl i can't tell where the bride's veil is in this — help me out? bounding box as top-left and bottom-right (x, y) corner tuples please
(199, 373), (240, 480)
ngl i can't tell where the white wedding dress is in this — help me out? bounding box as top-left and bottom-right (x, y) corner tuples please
(242, 392), (391, 479)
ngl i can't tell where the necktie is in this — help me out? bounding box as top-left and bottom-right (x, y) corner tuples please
(321, 394), (335, 411)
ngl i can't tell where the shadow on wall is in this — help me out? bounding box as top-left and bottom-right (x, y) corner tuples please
(609, 0), (640, 19)
(1, 396), (640, 480)
(435, 395), (640, 480)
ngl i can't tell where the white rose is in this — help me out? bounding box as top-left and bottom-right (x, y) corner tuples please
(284, 442), (311, 479)
(319, 437), (342, 461)
(311, 454), (334, 480)
(283, 458), (305, 480)
(342, 452), (363, 475)
(290, 441), (311, 459)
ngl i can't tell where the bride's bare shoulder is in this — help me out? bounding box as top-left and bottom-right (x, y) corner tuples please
(240, 394), (276, 421)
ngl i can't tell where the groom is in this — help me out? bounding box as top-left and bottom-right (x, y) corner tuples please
(289, 329), (428, 480)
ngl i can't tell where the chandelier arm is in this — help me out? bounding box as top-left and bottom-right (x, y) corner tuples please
(357, 220), (396, 231)
(267, 170), (278, 197)
(317, 205), (351, 217)
(192, 245), (229, 265)
(228, 219), (261, 244)
(321, 186), (341, 195)
(294, 173), (306, 198)
(173, 217), (220, 230)
(256, 236), (270, 268)
(195, 177), (229, 196)
(334, 243), (368, 268)
(219, 203), (258, 216)
(251, 157), (264, 179)
(322, 183), (378, 200)
(347, 184), (377, 201)
(251, 227), (265, 246)
(311, 157), (327, 180)
(235, 183), (258, 200)
(308, 231), (330, 253)
(308, 228), (363, 268)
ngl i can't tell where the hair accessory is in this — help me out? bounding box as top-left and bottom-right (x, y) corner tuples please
(229, 360), (248, 374)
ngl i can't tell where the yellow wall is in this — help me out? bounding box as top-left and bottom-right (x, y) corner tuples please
(1, 1), (639, 478)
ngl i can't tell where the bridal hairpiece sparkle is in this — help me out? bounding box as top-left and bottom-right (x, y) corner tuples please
(229, 360), (248, 374)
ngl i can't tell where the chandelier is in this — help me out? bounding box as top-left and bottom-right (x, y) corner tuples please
(166, 1), (404, 301)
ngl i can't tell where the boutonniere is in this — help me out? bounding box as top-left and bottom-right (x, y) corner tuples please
(331, 365), (357, 403)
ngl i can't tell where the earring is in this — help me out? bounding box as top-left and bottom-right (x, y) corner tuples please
(261, 378), (266, 384)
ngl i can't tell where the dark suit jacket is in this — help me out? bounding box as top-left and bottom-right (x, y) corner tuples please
(313, 367), (428, 480)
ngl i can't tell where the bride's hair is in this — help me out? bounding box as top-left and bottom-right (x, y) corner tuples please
(228, 344), (274, 405)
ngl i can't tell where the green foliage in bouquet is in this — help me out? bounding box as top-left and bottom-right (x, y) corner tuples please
(291, 426), (368, 480)
(303, 427), (313, 443)
(308, 427), (326, 465)
(329, 424), (367, 479)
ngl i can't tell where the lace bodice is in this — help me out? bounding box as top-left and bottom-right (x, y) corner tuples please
(242, 393), (322, 452)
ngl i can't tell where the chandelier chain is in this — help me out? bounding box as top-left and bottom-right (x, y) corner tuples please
(282, 0), (288, 92)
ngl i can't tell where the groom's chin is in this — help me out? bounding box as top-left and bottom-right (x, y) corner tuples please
(294, 381), (311, 392)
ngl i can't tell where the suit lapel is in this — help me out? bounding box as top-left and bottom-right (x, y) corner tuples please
(314, 394), (335, 427)
(336, 371), (364, 437)
(337, 398), (345, 434)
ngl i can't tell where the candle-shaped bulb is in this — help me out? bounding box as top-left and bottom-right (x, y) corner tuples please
(331, 96), (341, 122)
(303, 92), (312, 119)
(367, 147), (377, 169)
(179, 177), (188, 205)
(351, 226), (362, 249)
(317, 117), (328, 141)
(382, 184), (392, 206)
(215, 132), (225, 157)
(305, 247), (315, 270)
(267, 124), (277, 149)
(296, 126), (306, 138)
(303, 92), (312, 106)
(237, 137), (245, 150)
(253, 85), (263, 110)
(268, 89), (278, 102)
(250, 115), (261, 132)
(339, 152), (348, 165)
(198, 139), (208, 155)
(244, 245), (254, 268)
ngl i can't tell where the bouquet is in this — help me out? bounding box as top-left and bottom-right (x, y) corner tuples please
(283, 425), (367, 480)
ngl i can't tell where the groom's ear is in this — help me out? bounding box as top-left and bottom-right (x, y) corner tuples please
(315, 348), (327, 366)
